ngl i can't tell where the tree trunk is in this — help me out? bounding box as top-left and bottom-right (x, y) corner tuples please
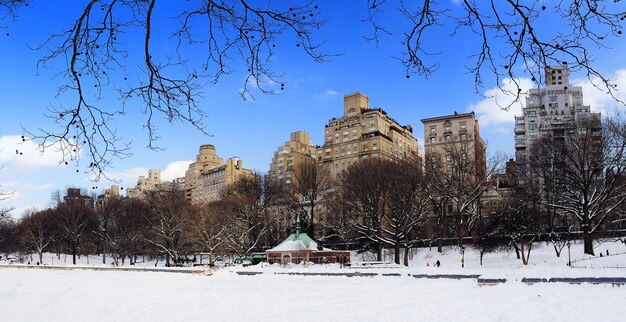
(102, 247), (106, 264)
(38, 251), (43, 265)
(583, 229), (594, 255)
(394, 242), (400, 265)
(520, 242), (528, 265)
(480, 248), (484, 266)
(513, 244), (521, 259)
(403, 246), (410, 266)
(72, 245), (77, 265)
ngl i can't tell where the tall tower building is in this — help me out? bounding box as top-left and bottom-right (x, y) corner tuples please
(268, 131), (318, 187)
(421, 111), (486, 179)
(184, 144), (224, 202)
(514, 65), (601, 170)
(318, 92), (421, 178)
(126, 169), (162, 198)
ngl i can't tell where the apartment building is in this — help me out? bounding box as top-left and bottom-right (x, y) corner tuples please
(267, 131), (318, 187)
(184, 145), (253, 204)
(317, 92), (421, 178)
(196, 157), (253, 203)
(514, 65), (601, 170)
(126, 169), (162, 198)
(421, 111), (487, 179)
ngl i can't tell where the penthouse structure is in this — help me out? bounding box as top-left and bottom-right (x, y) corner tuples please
(317, 92), (421, 178)
(514, 65), (601, 170)
(421, 111), (486, 179)
(267, 131), (318, 188)
(184, 145), (253, 204)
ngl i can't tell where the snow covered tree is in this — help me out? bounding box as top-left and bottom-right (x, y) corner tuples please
(277, 160), (331, 240)
(423, 138), (502, 251)
(534, 115), (626, 255)
(382, 160), (429, 266)
(222, 174), (276, 258)
(17, 209), (54, 264)
(339, 158), (390, 261)
(188, 201), (228, 265)
(95, 196), (150, 265)
(54, 200), (96, 265)
(144, 187), (192, 267)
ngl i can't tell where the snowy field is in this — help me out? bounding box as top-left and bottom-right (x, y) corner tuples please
(2, 241), (626, 321)
(1, 268), (626, 322)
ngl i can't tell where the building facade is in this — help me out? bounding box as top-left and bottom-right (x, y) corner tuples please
(183, 144), (225, 203)
(184, 145), (253, 204)
(267, 131), (318, 187)
(421, 111), (487, 179)
(317, 92), (421, 178)
(514, 65), (601, 170)
(196, 157), (253, 204)
(126, 169), (162, 198)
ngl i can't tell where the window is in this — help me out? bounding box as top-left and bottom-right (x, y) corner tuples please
(460, 134), (466, 140)
(445, 125), (451, 132)
(430, 137), (436, 144)
(445, 135), (451, 142)
(430, 127), (436, 135)
(460, 124), (466, 130)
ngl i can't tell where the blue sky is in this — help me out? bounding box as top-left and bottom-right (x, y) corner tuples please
(1, 0), (626, 218)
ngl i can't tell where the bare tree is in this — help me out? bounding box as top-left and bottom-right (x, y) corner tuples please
(278, 160), (330, 240)
(318, 189), (356, 250)
(3, 1), (623, 175)
(18, 209), (54, 264)
(222, 174), (276, 258)
(483, 187), (543, 265)
(188, 201), (227, 265)
(424, 138), (501, 251)
(1, 1), (328, 177)
(54, 200), (96, 265)
(0, 164), (14, 217)
(537, 115), (626, 255)
(339, 158), (389, 261)
(365, 0), (625, 108)
(382, 160), (429, 266)
(144, 187), (191, 267)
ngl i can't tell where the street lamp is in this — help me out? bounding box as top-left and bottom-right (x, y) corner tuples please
(567, 242), (571, 267)
(461, 246), (465, 268)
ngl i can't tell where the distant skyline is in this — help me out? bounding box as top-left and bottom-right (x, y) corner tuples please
(1, 1), (626, 218)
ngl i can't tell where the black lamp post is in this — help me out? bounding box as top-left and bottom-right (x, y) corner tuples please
(461, 246), (465, 268)
(567, 242), (572, 267)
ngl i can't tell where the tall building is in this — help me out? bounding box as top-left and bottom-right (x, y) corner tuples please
(196, 157), (253, 203)
(63, 188), (94, 208)
(267, 131), (318, 187)
(184, 144), (224, 202)
(515, 65), (601, 170)
(184, 145), (253, 204)
(317, 92), (421, 178)
(421, 111), (486, 179)
(126, 169), (162, 198)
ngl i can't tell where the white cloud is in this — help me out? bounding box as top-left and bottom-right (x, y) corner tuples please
(100, 167), (150, 186)
(495, 127), (510, 135)
(161, 160), (193, 182)
(314, 90), (340, 100)
(467, 77), (534, 126)
(0, 135), (74, 175)
(100, 160), (192, 186)
(573, 69), (626, 115)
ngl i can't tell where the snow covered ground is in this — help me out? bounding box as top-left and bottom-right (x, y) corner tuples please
(1, 241), (626, 321)
(1, 267), (625, 322)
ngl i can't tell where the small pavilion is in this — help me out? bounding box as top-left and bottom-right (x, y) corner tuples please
(266, 216), (350, 265)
